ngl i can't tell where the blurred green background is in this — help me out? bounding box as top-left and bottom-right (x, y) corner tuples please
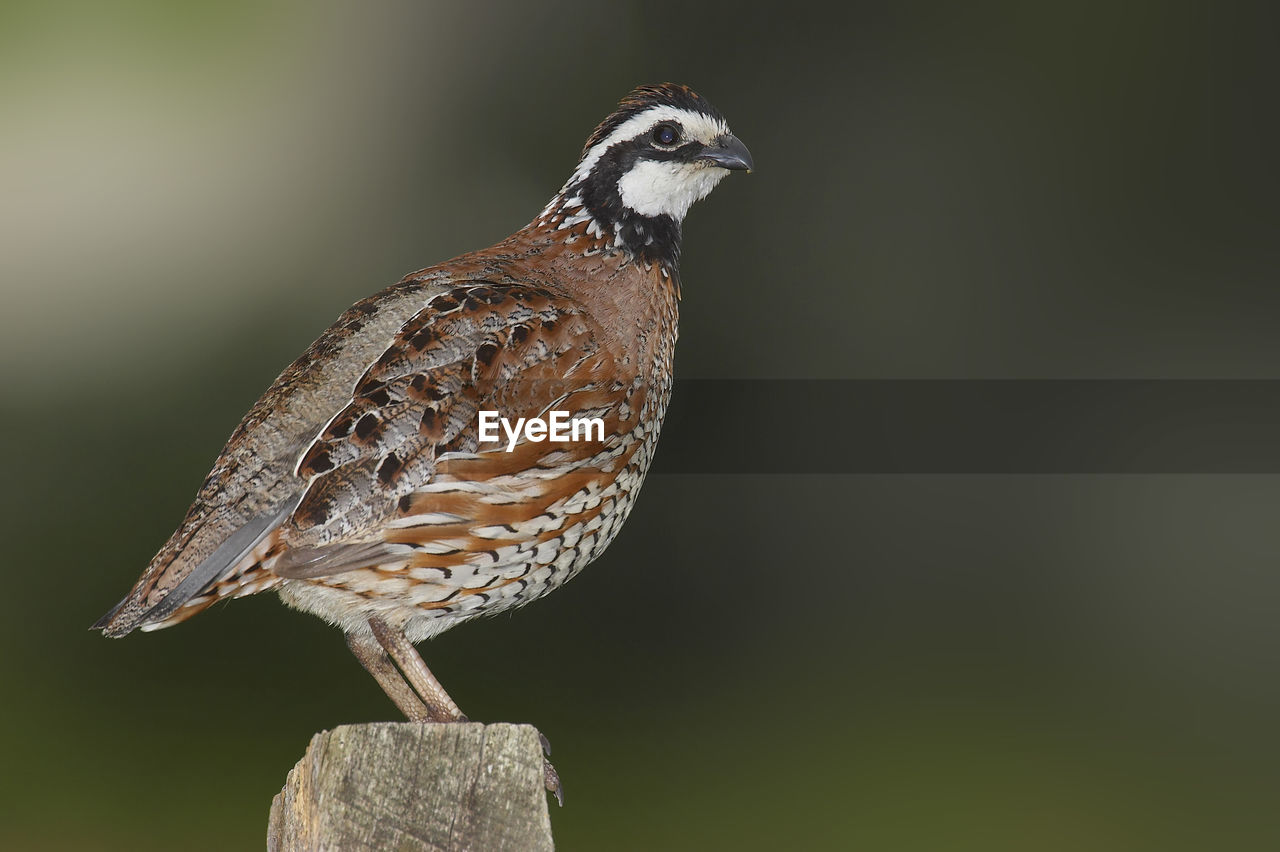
(3, 1), (1279, 849)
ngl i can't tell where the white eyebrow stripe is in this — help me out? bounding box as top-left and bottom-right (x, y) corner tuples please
(564, 106), (729, 189)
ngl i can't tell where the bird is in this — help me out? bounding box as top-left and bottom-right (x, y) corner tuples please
(95, 83), (752, 802)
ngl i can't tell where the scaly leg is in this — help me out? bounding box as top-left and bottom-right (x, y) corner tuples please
(345, 630), (432, 722)
(369, 616), (465, 722)
(366, 616), (563, 805)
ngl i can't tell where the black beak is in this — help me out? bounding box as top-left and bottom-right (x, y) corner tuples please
(698, 133), (754, 171)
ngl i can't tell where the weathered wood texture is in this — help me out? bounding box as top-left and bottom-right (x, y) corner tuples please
(268, 722), (554, 851)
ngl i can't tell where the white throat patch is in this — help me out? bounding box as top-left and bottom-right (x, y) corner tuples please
(617, 160), (728, 220)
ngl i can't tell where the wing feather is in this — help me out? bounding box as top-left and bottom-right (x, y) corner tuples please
(275, 282), (617, 575)
(270, 540), (413, 579)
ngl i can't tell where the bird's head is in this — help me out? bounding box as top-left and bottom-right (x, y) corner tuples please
(540, 83), (752, 265)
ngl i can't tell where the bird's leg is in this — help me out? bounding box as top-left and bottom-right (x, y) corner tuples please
(369, 616), (466, 722)
(345, 630), (433, 722)
(366, 616), (564, 805)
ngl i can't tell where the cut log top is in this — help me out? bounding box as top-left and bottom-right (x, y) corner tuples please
(268, 722), (555, 851)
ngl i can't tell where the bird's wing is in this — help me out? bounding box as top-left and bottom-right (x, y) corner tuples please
(97, 276), (634, 636)
(95, 274), (446, 637)
(268, 281), (633, 580)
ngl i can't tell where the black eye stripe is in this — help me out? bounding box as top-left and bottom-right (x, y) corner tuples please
(637, 141), (705, 162)
(594, 138), (707, 168)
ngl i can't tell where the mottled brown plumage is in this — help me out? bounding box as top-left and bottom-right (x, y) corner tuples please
(96, 83), (751, 800)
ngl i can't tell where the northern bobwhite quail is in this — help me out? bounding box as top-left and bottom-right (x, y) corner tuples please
(95, 83), (752, 800)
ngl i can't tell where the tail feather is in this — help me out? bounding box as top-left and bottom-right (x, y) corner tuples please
(91, 597), (129, 632)
(95, 495), (299, 637)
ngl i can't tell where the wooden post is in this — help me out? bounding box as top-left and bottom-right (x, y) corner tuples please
(268, 722), (555, 851)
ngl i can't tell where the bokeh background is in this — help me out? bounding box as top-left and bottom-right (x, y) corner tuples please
(3, 1), (1279, 849)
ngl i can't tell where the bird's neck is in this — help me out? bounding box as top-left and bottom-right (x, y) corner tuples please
(528, 183), (683, 275)
(486, 195), (682, 381)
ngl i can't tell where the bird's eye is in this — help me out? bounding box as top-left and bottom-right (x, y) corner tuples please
(651, 124), (679, 146)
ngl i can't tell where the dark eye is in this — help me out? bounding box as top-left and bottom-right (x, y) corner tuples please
(651, 124), (679, 146)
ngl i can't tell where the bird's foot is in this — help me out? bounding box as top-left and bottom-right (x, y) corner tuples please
(532, 727), (562, 805)
(543, 756), (563, 807)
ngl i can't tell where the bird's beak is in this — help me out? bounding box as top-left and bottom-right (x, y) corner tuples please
(698, 133), (754, 172)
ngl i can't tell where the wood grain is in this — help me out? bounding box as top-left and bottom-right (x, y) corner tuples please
(268, 722), (554, 851)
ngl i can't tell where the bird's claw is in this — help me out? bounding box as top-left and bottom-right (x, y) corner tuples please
(543, 756), (563, 806)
